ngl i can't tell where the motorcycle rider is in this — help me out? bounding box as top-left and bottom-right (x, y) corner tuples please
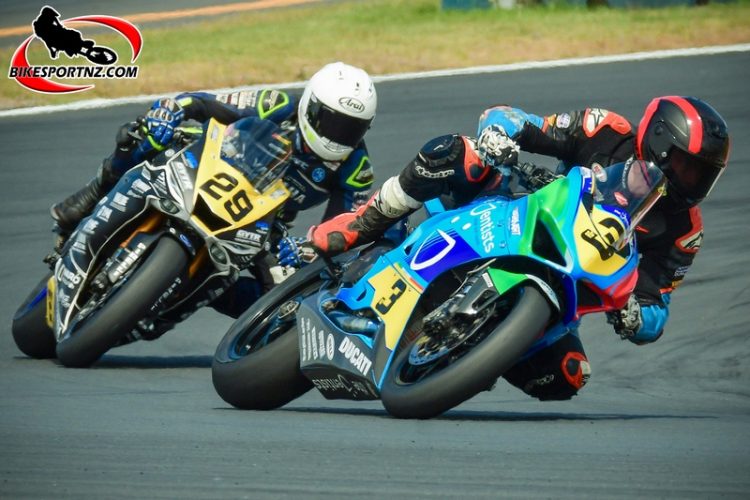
(51, 61), (377, 320)
(282, 96), (730, 401)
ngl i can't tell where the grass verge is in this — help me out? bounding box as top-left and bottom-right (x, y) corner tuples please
(2, 0), (749, 110)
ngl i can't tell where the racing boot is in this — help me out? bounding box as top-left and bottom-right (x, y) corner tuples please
(309, 176), (422, 255)
(50, 158), (120, 234)
(50, 120), (142, 237)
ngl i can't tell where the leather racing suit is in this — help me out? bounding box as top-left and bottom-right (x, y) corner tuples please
(475, 105), (703, 399)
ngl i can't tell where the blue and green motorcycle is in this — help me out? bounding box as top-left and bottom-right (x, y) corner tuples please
(212, 160), (666, 418)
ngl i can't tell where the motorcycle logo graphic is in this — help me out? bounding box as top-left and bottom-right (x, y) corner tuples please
(8, 5), (143, 94)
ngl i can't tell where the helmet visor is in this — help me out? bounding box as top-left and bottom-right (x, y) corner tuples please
(668, 148), (725, 202)
(305, 96), (372, 148)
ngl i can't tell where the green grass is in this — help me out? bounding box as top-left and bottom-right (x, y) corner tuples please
(2, 0), (749, 109)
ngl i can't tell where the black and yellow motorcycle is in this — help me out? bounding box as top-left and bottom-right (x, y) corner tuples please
(13, 117), (293, 367)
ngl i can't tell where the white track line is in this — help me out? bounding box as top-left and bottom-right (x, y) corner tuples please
(2, 43), (749, 118)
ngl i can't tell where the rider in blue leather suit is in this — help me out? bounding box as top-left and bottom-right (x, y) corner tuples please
(50, 62), (378, 325)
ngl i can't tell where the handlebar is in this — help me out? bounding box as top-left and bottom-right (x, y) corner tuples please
(128, 117), (198, 150)
(314, 247), (344, 281)
(513, 162), (559, 190)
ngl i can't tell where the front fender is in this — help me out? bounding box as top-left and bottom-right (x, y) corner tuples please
(487, 267), (560, 313)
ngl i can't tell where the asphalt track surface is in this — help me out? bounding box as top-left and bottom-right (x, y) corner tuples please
(1, 52), (749, 498)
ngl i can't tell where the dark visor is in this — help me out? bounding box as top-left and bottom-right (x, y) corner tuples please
(306, 97), (372, 148)
(669, 148), (724, 201)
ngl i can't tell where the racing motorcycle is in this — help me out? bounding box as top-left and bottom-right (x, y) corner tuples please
(212, 159), (666, 418)
(12, 117), (294, 367)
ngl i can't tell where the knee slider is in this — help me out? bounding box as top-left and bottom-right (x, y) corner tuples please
(504, 336), (591, 401)
(561, 351), (591, 393)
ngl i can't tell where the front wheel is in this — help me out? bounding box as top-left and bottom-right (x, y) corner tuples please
(55, 237), (188, 368)
(212, 260), (331, 410)
(12, 272), (56, 359)
(380, 285), (552, 419)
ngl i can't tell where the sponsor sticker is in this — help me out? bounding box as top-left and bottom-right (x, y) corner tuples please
(614, 191), (628, 207)
(510, 207), (521, 236)
(415, 163), (454, 179)
(338, 97), (365, 113)
(131, 178), (151, 194)
(678, 230), (703, 252)
(592, 162), (608, 182)
(470, 202), (497, 253)
(300, 317), (335, 362)
(311, 167), (326, 183)
(338, 337), (372, 376)
(235, 229), (262, 245)
(556, 113), (571, 129)
(674, 265), (689, 278)
(184, 151), (198, 169)
(111, 192), (129, 210)
(310, 374), (378, 399)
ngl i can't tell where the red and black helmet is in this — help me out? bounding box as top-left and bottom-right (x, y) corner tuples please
(636, 96), (730, 207)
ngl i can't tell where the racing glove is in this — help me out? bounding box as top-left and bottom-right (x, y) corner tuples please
(606, 294), (643, 340)
(277, 236), (318, 268)
(476, 124), (520, 168)
(143, 98), (185, 150)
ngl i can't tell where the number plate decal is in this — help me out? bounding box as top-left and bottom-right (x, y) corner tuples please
(367, 264), (422, 350)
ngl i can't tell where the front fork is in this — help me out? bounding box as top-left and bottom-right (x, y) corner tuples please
(419, 265), (562, 341)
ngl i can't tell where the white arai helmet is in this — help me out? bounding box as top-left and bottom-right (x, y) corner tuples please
(297, 62), (377, 161)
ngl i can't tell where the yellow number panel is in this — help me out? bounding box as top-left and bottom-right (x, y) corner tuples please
(191, 120), (289, 236)
(368, 263), (423, 350)
(573, 204), (627, 276)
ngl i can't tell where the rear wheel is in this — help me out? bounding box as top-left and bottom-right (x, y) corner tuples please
(56, 237), (188, 368)
(380, 285), (551, 419)
(12, 272), (56, 359)
(212, 260), (330, 410)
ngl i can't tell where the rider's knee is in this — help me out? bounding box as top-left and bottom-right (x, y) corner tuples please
(503, 334), (591, 401)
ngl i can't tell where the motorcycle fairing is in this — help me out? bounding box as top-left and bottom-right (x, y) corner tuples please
(52, 122), (289, 336)
(297, 167), (646, 397)
(53, 167), (161, 335)
(190, 120), (290, 238)
(297, 297), (379, 400)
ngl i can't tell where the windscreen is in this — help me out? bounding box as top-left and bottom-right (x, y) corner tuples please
(220, 117), (292, 193)
(591, 159), (666, 249)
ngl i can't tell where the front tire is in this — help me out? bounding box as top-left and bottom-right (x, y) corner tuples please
(212, 260), (330, 410)
(381, 285), (552, 419)
(12, 272), (56, 359)
(56, 237), (188, 368)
